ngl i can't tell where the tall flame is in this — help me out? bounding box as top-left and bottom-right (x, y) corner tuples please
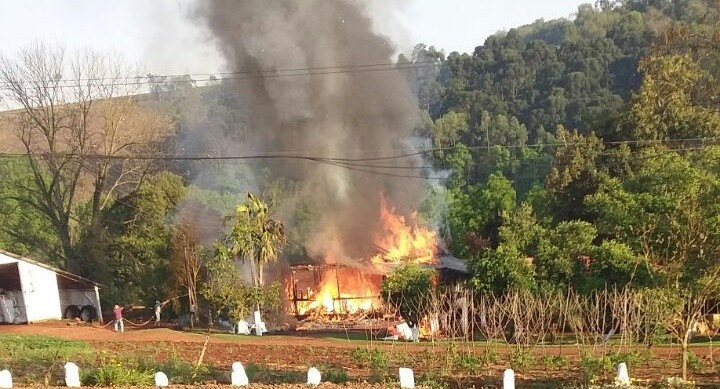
(292, 195), (439, 317)
(370, 195), (438, 266)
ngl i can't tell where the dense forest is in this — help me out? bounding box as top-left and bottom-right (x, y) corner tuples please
(0, 0), (719, 308)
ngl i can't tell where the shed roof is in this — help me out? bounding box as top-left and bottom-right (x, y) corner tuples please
(0, 249), (102, 289)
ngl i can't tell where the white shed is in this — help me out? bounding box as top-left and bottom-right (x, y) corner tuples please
(0, 250), (103, 324)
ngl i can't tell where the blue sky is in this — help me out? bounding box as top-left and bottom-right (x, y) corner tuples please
(0, 0), (587, 75)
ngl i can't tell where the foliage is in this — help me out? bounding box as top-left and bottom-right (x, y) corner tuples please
(380, 264), (434, 326)
(97, 172), (186, 305)
(541, 355), (568, 370)
(202, 245), (282, 321)
(579, 354), (614, 385)
(509, 349), (536, 372)
(0, 44), (175, 270)
(82, 353), (153, 387)
(0, 159), (61, 262)
(220, 193), (287, 287)
(315, 363), (350, 384)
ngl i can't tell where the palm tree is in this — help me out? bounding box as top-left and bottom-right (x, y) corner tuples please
(227, 193), (287, 296)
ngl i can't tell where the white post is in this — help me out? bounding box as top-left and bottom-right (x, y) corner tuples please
(253, 310), (263, 336)
(231, 362), (249, 386)
(94, 285), (103, 324)
(616, 363), (630, 386)
(503, 369), (515, 389)
(307, 367), (321, 386)
(398, 367), (415, 389)
(64, 362), (80, 388)
(0, 369), (12, 389)
(154, 372), (169, 387)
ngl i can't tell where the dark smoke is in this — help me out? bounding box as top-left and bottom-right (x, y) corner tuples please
(191, 0), (424, 264)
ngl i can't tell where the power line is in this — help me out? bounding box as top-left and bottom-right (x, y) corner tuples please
(0, 62), (442, 92)
(2, 60), (442, 84)
(0, 136), (715, 162)
(0, 137), (717, 181)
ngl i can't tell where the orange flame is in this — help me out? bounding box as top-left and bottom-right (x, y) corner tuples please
(370, 195), (438, 266)
(295, 267), (380, 315)
(292, 195), (439, 318)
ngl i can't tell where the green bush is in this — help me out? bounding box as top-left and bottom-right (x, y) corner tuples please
(686, 351), (706, 373)
(453, 353), (483, 374)
(579, 354), (614, 385)
(608, 350), (645, 367)
(417, 369), (448, 389)
(82, 354), (152, 386)
(351, 347), (389, 370)
(510, 349), (536, 371)
(141, 354), (216, 384)
(315, 362), (350, 383)
(481, 348), (501, 365)
(244, 363), (304, 384)
(541, 354), (568, 370)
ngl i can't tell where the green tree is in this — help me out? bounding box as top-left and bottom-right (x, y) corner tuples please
(448, 173), (516, 257)
(629, 53), (720, 140)
(381, 264), (435, 329)
(468, 203), (539, 293)
(98, 172), (186, 304)
(203, 244), (281, 325)
(0, 44), (174, 270)
(545, 128), (606, 221)
(432, 111), (469, 148)
(0, 159), (60, 261)
(535, 220), (597, 291)
(221, 193), (287, 288)
(587, 148), (720, 379)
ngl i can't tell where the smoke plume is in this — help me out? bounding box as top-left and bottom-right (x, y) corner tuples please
(191, 0), (423, 264)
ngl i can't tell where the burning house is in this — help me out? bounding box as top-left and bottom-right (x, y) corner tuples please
(285, 256), (468, 319)
(282, 197), (469, 336)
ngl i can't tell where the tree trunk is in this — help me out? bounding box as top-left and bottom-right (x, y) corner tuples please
(682, 335), (690, 381)
(259, 261), (264, 287)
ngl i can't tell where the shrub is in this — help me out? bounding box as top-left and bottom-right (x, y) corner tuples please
(244, 363), (304, 384)
(453, 353), (483, 374)
(82, 354), (152, 386)
(579, 354), (614, 385)
(510, 349), (536, 371)
(541, 355), (568, 370)
(418, 369), (447, 389)
(316, 362), (350, 383)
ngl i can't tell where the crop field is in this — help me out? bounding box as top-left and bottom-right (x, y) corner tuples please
(1, 322), (719, 388)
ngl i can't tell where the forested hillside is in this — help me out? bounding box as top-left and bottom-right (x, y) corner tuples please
(0, 0), (719, 305)
(407, 0), (720, 293)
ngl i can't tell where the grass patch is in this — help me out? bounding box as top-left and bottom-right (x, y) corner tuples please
(314, 362), (350, 383)
(0, 333), (92, 361)
(82, 352), (218, 386)
(82, 354), (153, 387)
(244, 363), (305, 384)
(0, 333), (94, 385)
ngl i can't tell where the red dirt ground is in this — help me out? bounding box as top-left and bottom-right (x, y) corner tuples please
(2, 321), (719, 385)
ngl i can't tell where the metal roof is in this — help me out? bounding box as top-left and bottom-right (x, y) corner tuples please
(0, 249), (103, 288)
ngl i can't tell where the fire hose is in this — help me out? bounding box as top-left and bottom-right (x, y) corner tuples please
(100, 293), (190, 329)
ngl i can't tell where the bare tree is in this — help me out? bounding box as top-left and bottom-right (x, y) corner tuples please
(0, 44), (174, 267)
(169, 224), (204, 327)
(655, 269), (720, 381)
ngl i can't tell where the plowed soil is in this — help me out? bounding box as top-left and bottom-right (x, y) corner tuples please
(2, 321), (719, 386)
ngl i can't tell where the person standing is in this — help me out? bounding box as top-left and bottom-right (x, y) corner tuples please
(154, 300), (163, 326)
(113, 305), (124, 333)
